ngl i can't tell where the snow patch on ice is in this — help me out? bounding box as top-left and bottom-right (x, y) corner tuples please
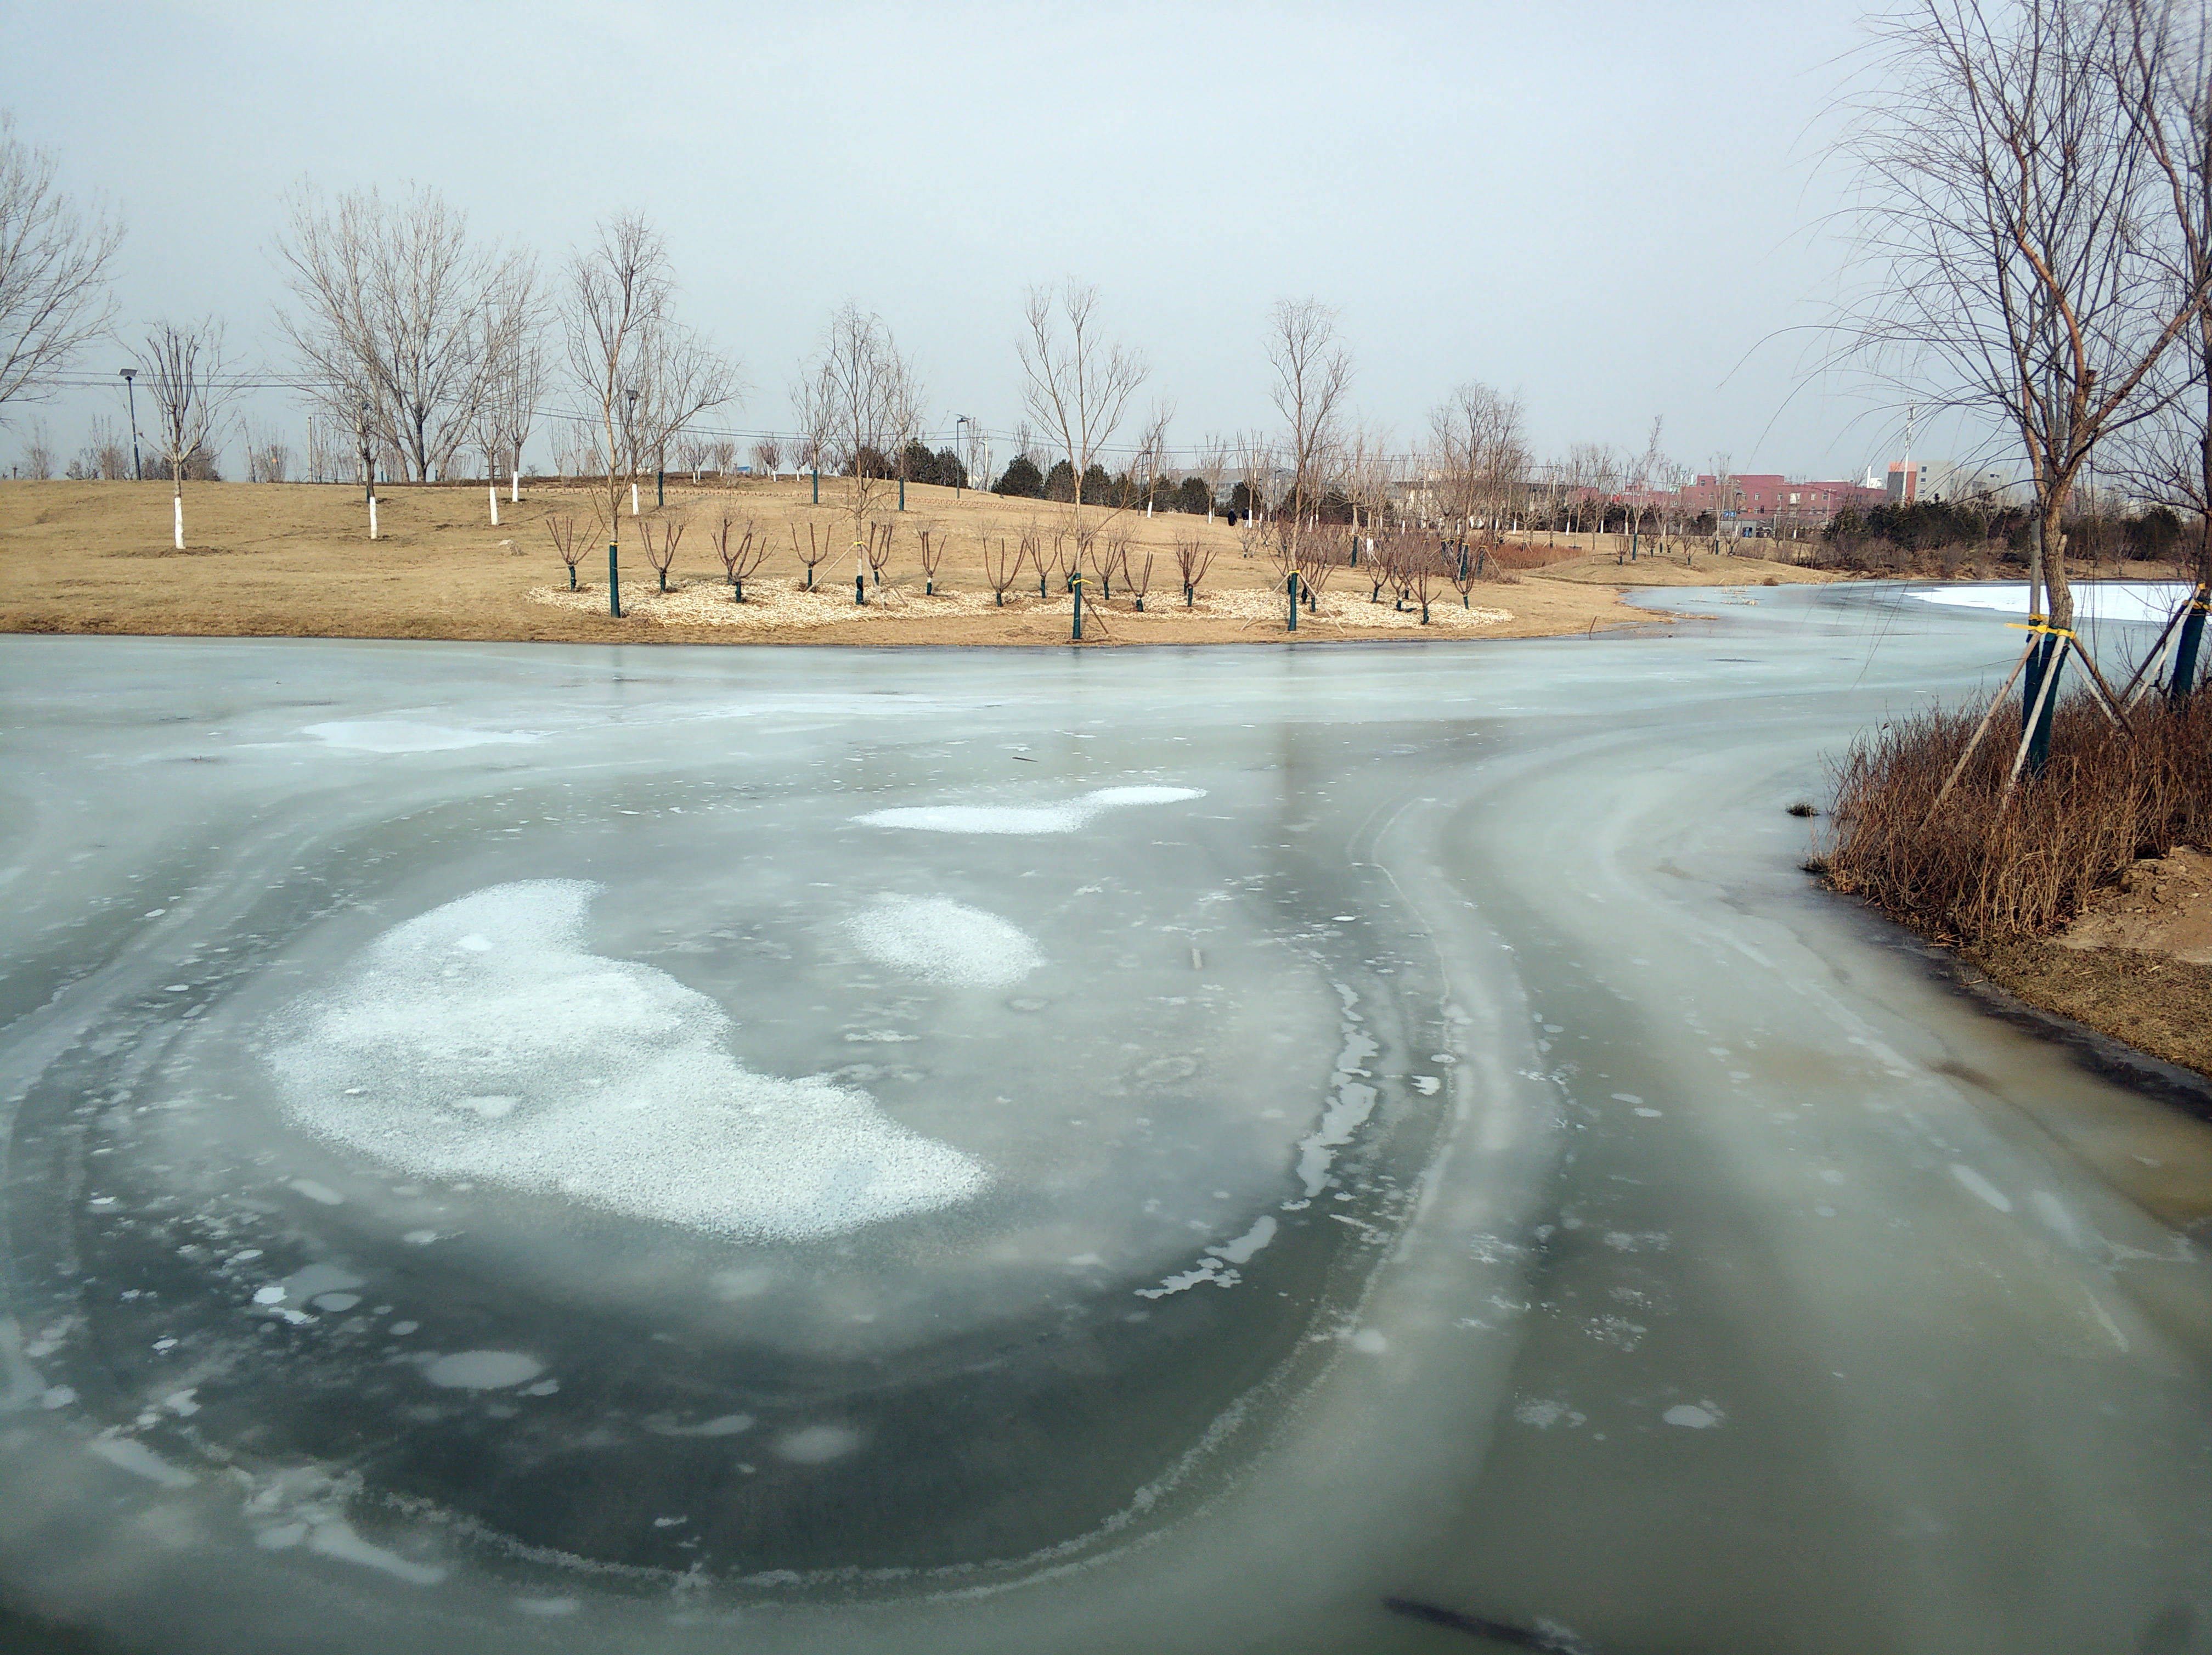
(1209, 1214), (1277, 1265)
(1663, 1403), (1722, 1429)
(855, 785), (1205, 835)
(267, 881), (988, 1240)
(1905, 581), (2184, 624)
(847, 896), (1042, 986)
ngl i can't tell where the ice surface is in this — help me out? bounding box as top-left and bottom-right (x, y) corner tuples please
(854, 784), (1205, 834)
(267, 881), (989, 1240)
(845, 896), (1042, 986)
(5, 600), (2212, 1655)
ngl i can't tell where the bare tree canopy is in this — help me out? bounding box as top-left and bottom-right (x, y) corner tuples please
(562, 211), (741, 547)
(1428, 381), (1527, 538)
(1842, 0), (2209, 634)
(0, 111), (122, 424)
(274, 181), (540, 483)
(802, 301), (919, 546)
(1018, 279), (1147, 520)
(1266, 298), (1353, 530)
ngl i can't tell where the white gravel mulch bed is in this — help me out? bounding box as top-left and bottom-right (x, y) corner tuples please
(527, 577), (1512, 634)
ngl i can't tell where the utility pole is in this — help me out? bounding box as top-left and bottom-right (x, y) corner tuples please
(118, 368), (142, 480)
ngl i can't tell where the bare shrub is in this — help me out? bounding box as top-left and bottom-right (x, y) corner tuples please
(1120, 535), (1155, 610)
(865, 519), (895, 589)
(981, 535), (1018, 605)
(712, 511), (767, 600)
(1172, 533), (1216, 607)
(639, 513), (686, 592)
(791, 520), (831, 589)
(1818, 693), (2212, 945)
(546, 514), (584, 589)
(915, 523), (947, 594)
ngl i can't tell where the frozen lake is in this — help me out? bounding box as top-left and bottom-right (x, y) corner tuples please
(2, 583), (2208, 1654)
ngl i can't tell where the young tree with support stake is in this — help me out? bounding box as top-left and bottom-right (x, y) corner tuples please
(1846, 0), (2207, 769)
(137, 319), (237, 551)
(562, 212), (737, 617)
(1019, 280), (1147, 537)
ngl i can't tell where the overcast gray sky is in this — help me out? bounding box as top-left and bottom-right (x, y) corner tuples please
(9, 0), (1932, 482)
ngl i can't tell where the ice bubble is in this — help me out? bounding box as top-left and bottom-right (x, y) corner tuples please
(422, 1350), (544, 1391)
(389, 1321), (418, 1336)
(1663, 1403), (1722, 1429)
(312, 1293), (360, 1313)
(648, 1414), (754, 1438)
(775, 1424), (862, 1463)
(40, 1386), (76, 1410)
(847, 896), (1042, 987)
(267, 881), (988, 1240)
(855, 785), (1205, 835)
(1611, 1093), (1644, 1104)
(1633, 1107), (1663, 1119)
(1350, 1327), (1390, 1355)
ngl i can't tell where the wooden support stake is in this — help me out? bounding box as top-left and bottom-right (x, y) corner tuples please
(1927, 639), (2035, 820)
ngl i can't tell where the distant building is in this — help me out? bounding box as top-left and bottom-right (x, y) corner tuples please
(1886, 459), (2010, 505)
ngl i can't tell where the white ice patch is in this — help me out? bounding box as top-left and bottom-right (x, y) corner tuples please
(775, 1425), (861, 1463)
(1209, 1214), (1278, 1265)
(1950, 1163), (2013, 1213)
(267, 881), (988, 1241)
(855, 785), (1205, 835)
(303, 720), (540, 754)
(87, 1437), (196, 1488)
(422, 1350), (544, 1391)
(1663, 1403), (1722, 1429)
(846, 896), (1043, 987)
(1296, 1026), (1381, 1196)
(306, 1517), (448, 1585)
(1905, 581), (2185, 624)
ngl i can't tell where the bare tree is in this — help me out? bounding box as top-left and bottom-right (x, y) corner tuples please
(2111, 0), (2212, 695)
(0, 113), (121, 424)
(1130, 399), (1175, 515)
(803, 302), (914, 589)
(752, 436), (782, 477)
(137, 318), (239, 550)
(981, 533), (1019, 605)
(915, 522), (948, 594)
(274, 183), (539, 483)
(20, 415), (53, 477)
(1429, 381), (1524, 544)
(1018, 279), (1147, 526)
(562, 212), (738, 583)
(1266, 298), (1354, 536)
(1844, 0), (2206, 719)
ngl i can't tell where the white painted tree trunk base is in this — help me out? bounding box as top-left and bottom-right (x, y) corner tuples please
(172, 496), (183, 550)
(631, 483), (640, 516)
(488, 485), (499, 527)
(510, 467), (520, 504)
(369, 497), (380, 541)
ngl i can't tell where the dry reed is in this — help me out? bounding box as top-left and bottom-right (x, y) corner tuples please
(1818, 690), (2212, 944)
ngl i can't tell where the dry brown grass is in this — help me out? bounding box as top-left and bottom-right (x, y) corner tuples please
(0, 479), (1652, 648)
(1818, 692), (2212, 945)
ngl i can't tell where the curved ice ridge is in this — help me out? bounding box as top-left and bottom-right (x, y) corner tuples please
(266, 880), (988, 1239)
(854, 785), (1205, 835)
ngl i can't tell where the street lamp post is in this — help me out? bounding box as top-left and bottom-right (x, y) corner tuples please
(955, 415), (969, 498)
(624, 389), (640, 516)
(118, 368), (141, 480)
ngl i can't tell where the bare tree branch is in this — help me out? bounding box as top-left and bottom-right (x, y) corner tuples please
(0, 112), (121, 423)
